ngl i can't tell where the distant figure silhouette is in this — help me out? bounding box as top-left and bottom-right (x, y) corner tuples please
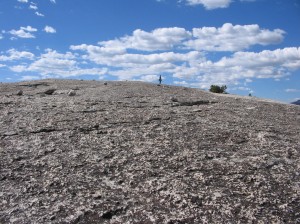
(159, 75), (162, 85)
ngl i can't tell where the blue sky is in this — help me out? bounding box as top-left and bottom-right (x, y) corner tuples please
(0, 0), (299, 102)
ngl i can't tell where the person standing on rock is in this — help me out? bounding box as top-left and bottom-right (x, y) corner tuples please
(159, 75), (162, 85)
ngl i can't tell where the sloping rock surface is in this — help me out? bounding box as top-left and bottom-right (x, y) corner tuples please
(0, 79), (299, 223)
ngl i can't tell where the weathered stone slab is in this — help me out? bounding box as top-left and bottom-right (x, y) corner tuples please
(0, 79), (299, 223)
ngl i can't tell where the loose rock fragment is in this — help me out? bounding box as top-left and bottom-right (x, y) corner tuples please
(68, 90), (76, 96)
(170, 96), (178, 102)
(44, 88), (56, 95)
(16, 90), (23, 96)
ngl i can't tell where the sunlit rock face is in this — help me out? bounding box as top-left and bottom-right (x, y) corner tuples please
(0, 79), (299, 223)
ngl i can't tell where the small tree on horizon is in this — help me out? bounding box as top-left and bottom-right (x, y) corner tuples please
(209, 85), (227, 94)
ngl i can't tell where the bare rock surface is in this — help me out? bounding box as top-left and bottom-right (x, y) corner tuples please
(0, 79), (299, 223)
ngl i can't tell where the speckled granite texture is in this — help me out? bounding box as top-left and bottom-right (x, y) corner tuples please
(0, 80), (299, 223)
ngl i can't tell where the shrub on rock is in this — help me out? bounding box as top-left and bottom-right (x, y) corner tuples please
(209, 85), (227, 94)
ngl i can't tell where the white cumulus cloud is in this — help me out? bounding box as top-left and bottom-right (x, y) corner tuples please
(72, 24), (283, 54)
(44, 26), (56, 33)
(17, 0), (28, 3)
(164, 0), (256, 10)
(9, 26), (37, 39)
(173, 47), (300, 88)
(185, 0), (232, 9)
(0, 49), (35, 61)
(185, 23), (285, 51)
(139, 75), (160, 83)
(29, 4), (38, 10)
(215, 47), (300, 70)
(98, 27), (191, 52)
(72, 47), (202, 67)
(10, 49), (107, 78)
(69, 25), (298, 84)
(35, 12), (44, 17)
(8, 23), (300, 90)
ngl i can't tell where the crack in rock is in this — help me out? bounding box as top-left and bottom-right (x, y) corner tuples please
(171, 100), (216, 107)
(30, 128), (59, 134)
